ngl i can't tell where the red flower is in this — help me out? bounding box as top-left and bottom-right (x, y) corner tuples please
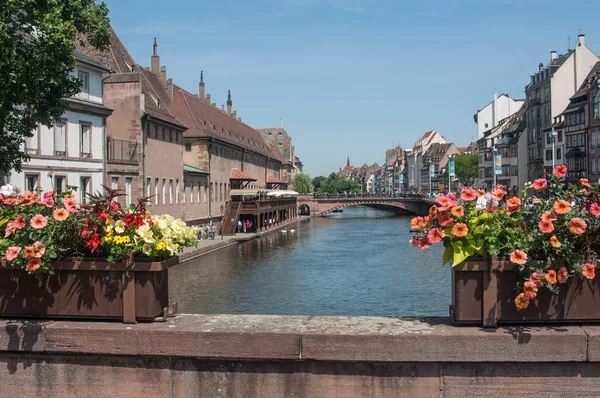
(86, 233), (102, 250)
(111, 202), (119, 212)
(81, 228), (90, 239)
(96, 211), (109, 222)
(417, 236), (431, 249)
(123, 213), (135, 226)
(553, 165), (567, 178)
(532, 179), (547, 190)
(590, 203), (600, 217)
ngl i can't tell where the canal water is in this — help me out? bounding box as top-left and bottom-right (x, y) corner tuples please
(169, 206), (450, 317)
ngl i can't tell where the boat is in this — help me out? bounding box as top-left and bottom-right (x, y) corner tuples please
(332, 209), (344, 213)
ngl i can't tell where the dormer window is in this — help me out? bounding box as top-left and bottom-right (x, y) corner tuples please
(78, 70), (89, 98)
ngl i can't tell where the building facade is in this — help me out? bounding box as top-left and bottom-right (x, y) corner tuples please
(407, 131), (446, 192)
(474, 93), (525, 139)
(12, 50), (113, 202)
(420, 143), (460, 193)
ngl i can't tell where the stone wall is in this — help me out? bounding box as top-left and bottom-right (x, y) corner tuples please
(3, 315), (600, 397)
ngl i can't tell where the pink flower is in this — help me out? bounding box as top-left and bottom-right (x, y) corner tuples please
(42, 196), (54, 208)
(13, 216), (26, 229)
(438, 213), (454, 227)
(5, 246), (21, 262)
(427, 228), (443, 244)
(532, 179), (547, 190)
(590, 203), (600, 217)
(460, 187), (477, 201)
(553, 165), (567, 178)
(4, 222), (16, 238)
(30, 214), (48, 229)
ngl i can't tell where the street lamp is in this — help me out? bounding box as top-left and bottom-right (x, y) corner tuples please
(492, 146), (497, 189)
(551, 128), (558, 170)
(219, 204), (224, 240)
(411, 165), (414, 192)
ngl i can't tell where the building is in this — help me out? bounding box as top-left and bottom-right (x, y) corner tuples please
(588, 64), (600, 184)
(474, 93), (525, 139)
(12, 50), (113, 202)
(525, 34), (599, 180)
(420, 143), (460, 193)
(407, 131), (446, 191)
(258, 128), (300, 187)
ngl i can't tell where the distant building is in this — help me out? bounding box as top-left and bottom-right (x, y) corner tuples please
(474, 93), (524, 139)
(407, 131), (446, 191)
(420, 143), (460, 193)
(258, 127), (301, 187)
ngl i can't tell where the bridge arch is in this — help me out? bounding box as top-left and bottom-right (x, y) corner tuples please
(319, 201), (415, 216)
(299, 204), (311, 216)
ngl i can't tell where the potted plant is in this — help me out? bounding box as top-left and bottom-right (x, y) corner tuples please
(410, 165), (600, 327)
(0, 185), (198, 323)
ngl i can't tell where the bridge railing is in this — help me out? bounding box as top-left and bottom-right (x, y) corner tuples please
(312, 193), (428, 200)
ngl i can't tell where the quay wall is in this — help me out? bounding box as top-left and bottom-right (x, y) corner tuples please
(2, 314), (600, 397)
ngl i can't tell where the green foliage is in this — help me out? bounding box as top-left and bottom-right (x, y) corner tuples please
(0, 0), (111, 175)
(293, 172), (313, 194)
(441, 154), (479, 186)
(313, 173), (361, 194)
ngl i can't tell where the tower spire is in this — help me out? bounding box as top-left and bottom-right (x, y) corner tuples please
(227, 90), (232, 114)
(347, 154), (350, 167)
(153, 37), (157, 55)
(199, 71), (205, 100)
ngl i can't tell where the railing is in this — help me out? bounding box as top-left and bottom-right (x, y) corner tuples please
(312, 193), (428, 199)
(107, 138), (138, 163)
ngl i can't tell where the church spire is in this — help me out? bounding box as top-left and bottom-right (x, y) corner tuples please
(347, 154), (350, 167)
(153, 37), (157, 55)
(227, 89), (232, 114)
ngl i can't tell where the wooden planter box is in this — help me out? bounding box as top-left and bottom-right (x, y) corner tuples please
(0, 257), (179, 324)
(451, 255), (600, 327)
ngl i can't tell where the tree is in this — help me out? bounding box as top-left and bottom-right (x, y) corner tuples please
(293, 172), (313, 194)
(314, 173), (361, 194)
(312, 176), (327, 192)
(0, 1), (111, 175)
(441, 154), (479, 186)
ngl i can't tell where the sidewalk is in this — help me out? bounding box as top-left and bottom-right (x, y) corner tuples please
(178, 218), (304, 263)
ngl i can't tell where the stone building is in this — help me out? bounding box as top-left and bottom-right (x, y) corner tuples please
(258, 128), (298, 186)
(419, 143), (460, 193)
(407, 131), (446, 191)
(588, 64), (600, 184)
(12, 50), (113, 201)
(525, 34), (598, 180)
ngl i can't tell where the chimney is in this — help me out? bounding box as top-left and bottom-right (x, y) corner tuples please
(492, 91), (498, 128)
(578, 34), (585, 47)
(151, 37), (160, 74)
(221, 105), (225, 112)
(227, 90), (232, 114)
(199, 71), (205, 100)
(539, 63), (544, 72)
(160, 65), (167, 87)
(551, 50), (557, 60)
(206, 93), (211, 104)
(232, 110), (237, 119)
(166, 78), (174, 100)
(238, 117), (242, 122)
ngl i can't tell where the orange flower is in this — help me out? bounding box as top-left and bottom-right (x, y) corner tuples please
(33, 241), (46, 258)
(492, 187), (506, 201)
(553, 200), (572, 214)
(553, 164), (567, 178)
(24, 246), (35, 259)
(429, 205), (439, 218)
(451, 206), (464, 217)
(538, 219), (554, 233)
(64, 198), (77, 208)
(460, 187), (477, 201)
(5, 246), (21, 262)
(53, 208), (69, 222)
(545, 270), (557, 285)
(477, 189), (486, 197)
(532, 178), (547, 190)
(515, 293), (530, 310)
(550, 235), (562, 248)
(30, 214), (48, 229)
(438, 213), (454, 227)
(427, 228), (443, 244)
(64, 193), (75, 199)
(506, 197), (521, 207)
(13, 216), (26, 229)
(583, 263), (595, 280)
(530, 272), (544, 287)
(523, 281), (538, 298)
(590, 203), (600, 217)
(568, 217), (587, 235)
(410, 217), (423, 229)
(557, 267), (568, 284)
(26, 258), (41, 273)
(580, 178), (591, 188)
(451, 222), (468, 237)
(542, 211), (558, 222)
(510, 249), (528, 265)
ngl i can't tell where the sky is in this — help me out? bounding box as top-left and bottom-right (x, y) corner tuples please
(104, 0), (600, 177)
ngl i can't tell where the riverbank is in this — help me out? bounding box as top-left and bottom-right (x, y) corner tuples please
(178, 217), (309, 263)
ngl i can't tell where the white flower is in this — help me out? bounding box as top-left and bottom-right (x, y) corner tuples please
(476, 196), (488, 211)
(114, 220), (125, 234)
(105, 220), (114, 233)
(137, 224), (150, 237)
(143, 232), (155, 244)
(142, 243), (152, 256)
(0, 184), (14, 196)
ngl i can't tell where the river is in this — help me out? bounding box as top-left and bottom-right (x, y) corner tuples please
(169, 206), (450, 317)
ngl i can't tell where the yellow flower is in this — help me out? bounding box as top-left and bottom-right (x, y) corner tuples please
(105, 220), (114, 233)
(156, 241), (167, 251)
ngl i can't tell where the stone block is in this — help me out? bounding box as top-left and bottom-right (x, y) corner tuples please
(171, 359), (440, 398)
(0, 354), (170, 398)
(582, 326), (600, 361)
(0, 319), (46, 352)
(442, 363), (600, 397)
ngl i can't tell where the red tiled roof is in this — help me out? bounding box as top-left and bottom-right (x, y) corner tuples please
(168, 88), (284, 162)
(230, 169), (257, 181)
(266, 175), (286, 183)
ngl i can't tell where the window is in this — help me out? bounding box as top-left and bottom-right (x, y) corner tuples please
(154, 178), (159, 205)
(25, 174), (38, 191)
(162, 179), (166, 204)
(125, 178), (132, 207)
(484, 123), (489, 128)
(162, 128), (166, 141)
(546, 133), (551, 145)
(545, 87), (550, 102)
(54, 176), (65, 194)
(111, 177), (118, 191)
(204, 183), (207, 203)
(595, 91), (600, 119)
(557, 148), (561, 160)
(80, 124), (91, 157)
(175, 179), (179, 204)
(546, 150), (552, 161)
(154, 125), (158, 139)
(197, 182), (201, 203)
(210, 182), (213, 201)
(593, 158), (597, 175)
(169, 130), (173, 142)
(593, 132), (597, 149)
(182, 182), (186, 204)
(511, 166), (518, 176)
(25, 127), (39, 154)
(169, 179), (173, 204)
(558, 131), (562, 142)
(189, 183), (193, 203)
(146, 177), (151, 198)
(219, 183), (223, 201)
(80, 177), (90, 204)
(185, 143), (191, 152)
(78, 70), (90, 97)
(54, 121), (67, 156)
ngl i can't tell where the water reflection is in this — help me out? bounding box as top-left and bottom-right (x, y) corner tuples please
(169, 206), (450, 317)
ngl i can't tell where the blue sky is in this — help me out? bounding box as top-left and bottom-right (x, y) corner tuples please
(104, 0), (600, 176)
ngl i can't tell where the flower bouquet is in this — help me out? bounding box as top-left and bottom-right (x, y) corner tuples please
(410, 165), (600, 325)
(0, 184), (199, 323)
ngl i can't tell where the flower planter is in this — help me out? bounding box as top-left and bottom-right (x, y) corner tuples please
(451, 255), (600, 327)
(0, 257), (178, 324)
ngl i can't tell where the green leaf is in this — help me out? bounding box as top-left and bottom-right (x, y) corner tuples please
(452, 241), (473, 267)
(442, 227), (453, 238)
(442, 245), (453, 266)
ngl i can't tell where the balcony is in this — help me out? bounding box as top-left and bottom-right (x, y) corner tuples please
(107, 138), (139, 164)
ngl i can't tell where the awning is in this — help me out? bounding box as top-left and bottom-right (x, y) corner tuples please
(230, 189), (269, 196)
(230, 168), (257, 181)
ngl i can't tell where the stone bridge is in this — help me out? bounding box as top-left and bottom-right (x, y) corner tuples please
(297, 195), (434, 216)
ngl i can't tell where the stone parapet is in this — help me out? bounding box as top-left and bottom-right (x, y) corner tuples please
(1, 315), (600, 397)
